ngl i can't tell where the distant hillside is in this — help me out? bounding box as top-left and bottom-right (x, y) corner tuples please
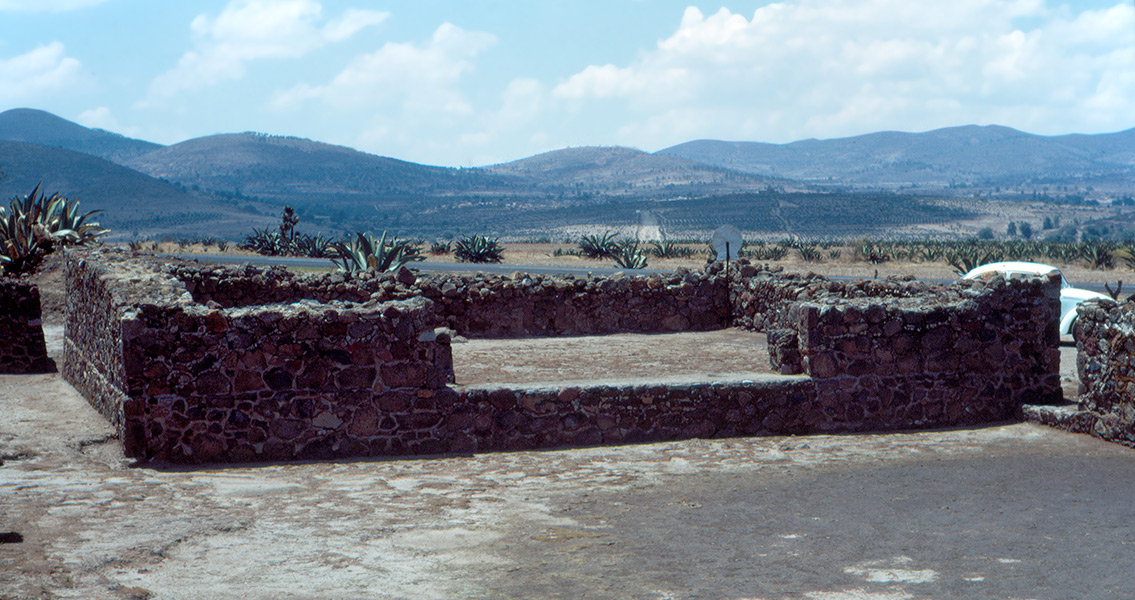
(485, 146), (790, 197)
(0, 140), (270, 239)
(124, 132), (508, 198)
(1, 109), (1130, 240)
(659, 125), (1135, 192)
(0, 108), (162, 164)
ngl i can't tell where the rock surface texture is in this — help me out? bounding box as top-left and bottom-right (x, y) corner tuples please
(1067, 299), (1135, 446)
(62, 249), (1063, 463)
(0, 277), (55, 373)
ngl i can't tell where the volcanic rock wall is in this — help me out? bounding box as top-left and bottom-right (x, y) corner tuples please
(65, 251), (455, 461)
(174, 263), (731, 338)
(1072, 299), (1135, 446)
(0, 278), (54, 373)
(769, 275), (1064, 424)
(63, 250), (1063, 463)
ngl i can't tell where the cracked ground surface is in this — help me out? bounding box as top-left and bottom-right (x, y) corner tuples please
(3, 328), (1135, 599)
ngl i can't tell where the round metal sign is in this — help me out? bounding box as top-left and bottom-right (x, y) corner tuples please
(711, 225), (742, 261)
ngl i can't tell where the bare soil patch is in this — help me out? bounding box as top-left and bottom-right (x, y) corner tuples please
(453, 329), (773, 386)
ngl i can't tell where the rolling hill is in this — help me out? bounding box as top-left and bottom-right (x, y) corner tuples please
(659, 125), (1135, 192)
(0, 140), (271, 239)
(1, 108), (1131, 240)
(484, 146), (791, 197)
(0, 108), (161, 164)
(122, 132), (509, 198)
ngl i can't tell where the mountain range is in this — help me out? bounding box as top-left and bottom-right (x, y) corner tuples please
(660, 125), (1135, 191)
(0, 107), (1131, 240)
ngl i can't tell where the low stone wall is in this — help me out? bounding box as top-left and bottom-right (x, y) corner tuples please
(768, 275), (1064, 423)
(730, 266), (936, 334)
(1071, 299), (1135, 446)
(62, 250), (1063, 463)
(0, 278), (55, 374)
(65, 250), (455, 461)
(174, 263), (730, 338)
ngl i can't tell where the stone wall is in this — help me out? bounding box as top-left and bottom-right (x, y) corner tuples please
(173, 263), (730, 338)
(65, 250), (455, 461)
(0, 278), (55, 374)
(1072, 299), (1135, 446)
(63, 250), (1063, 463)
(768, 275), (1064, 423)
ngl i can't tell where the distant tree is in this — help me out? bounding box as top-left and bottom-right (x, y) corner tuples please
(977, 226), (995, 240)
(1006, 221), (1017, 236)
(1019, 221), (1033, 239)
(1042, 216), (1054, 230)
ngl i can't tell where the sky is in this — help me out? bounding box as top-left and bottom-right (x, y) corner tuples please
(0, 0), (1132, 167)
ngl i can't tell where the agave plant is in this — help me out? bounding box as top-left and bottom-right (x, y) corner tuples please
(1, 185), (109, 275)
(746, 245), (788, 261)
(293, 232), (337, 258)
(240, 227), (289, 256)
(429, 241), (452, 255)
(1113, 247), (1135, 270)
(332, 231), (424, 273)
(944, 244), (1001, 276)
(648, 240), (695, 259)
(797, 244), (823, 262)
(577, 231), (618, 259)
(613, 241), (649, 269)
(1077, 241), (1116, 270)
(453, 234), (504, 263)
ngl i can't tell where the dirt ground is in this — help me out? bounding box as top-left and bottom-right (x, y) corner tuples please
(453, 329), (774, 387)
(3, 322), (1132, 600)
(3, 250), (1131, 599)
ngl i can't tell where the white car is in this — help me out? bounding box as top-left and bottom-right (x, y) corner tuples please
(961, 261), (1110, 335)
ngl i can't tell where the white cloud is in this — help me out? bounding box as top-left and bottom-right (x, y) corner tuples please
(141, 0), (387, 105)
(272, 22), (495, 114)
(77, 106), (119, 129)
(77, 106), (150, 138)
(552, 0), (1135, 147)
(0, 0), (106, 11)
(0, 43), (86, 100)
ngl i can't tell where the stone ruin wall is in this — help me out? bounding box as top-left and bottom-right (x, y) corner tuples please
(0, 278), (55, 374)
(772, 276), (1063, 424)
(62, 250), (1063, 463)
(174, 262), (731, 338)
(1072, 299), (1135, 447)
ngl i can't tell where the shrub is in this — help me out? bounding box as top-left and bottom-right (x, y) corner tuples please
(797, 244), (823, 262)
(613, 241), (649, 269)
(578, 231), (618, 259)
(429, 241), (451, 255)
(454, 235), (504, 263)
(648, 240), (696, 259)
(1, 184), (108, 276)
(293, 233), (337, 258)
(241, 227), (288, 256)
(332, 231), (424, 273)
(745, 245), (788, 261)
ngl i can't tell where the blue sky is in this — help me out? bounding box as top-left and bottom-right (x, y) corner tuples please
(1, 0), (1132, 167)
